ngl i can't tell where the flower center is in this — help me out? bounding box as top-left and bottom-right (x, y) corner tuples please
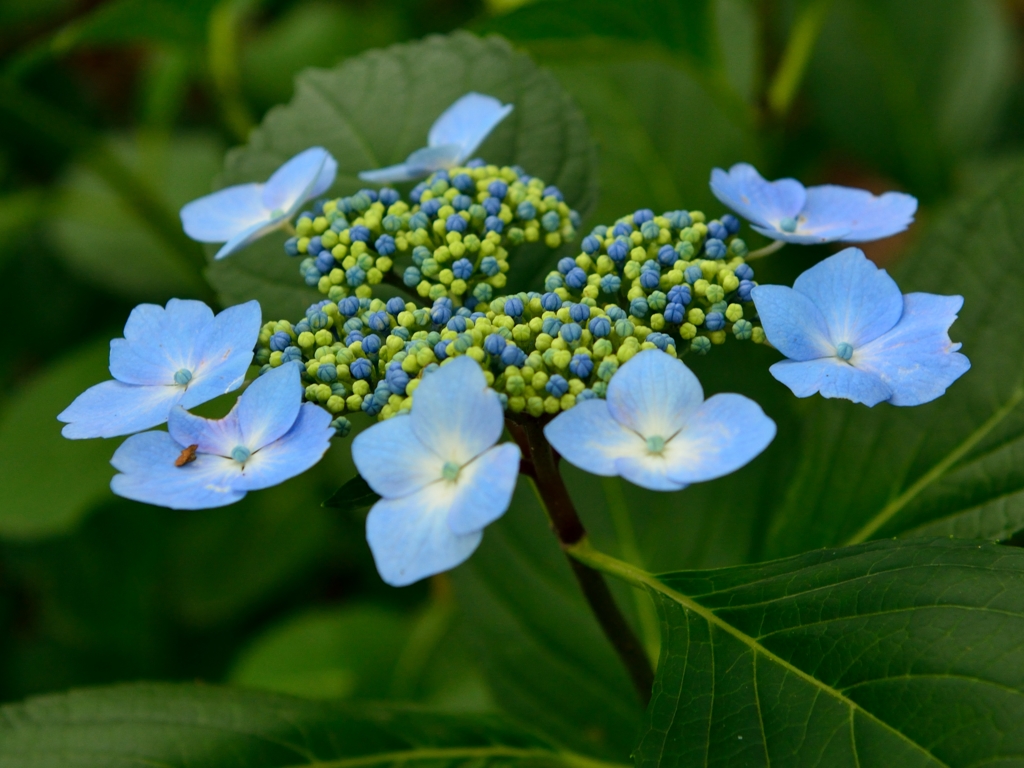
(646, 435), (666, 455)
(836, 342), (854, 361)
(779, 216), (798, 233)
(442, 461), (461, 481)
(174, 368), (193, 386)
(231, 445), (251, 464)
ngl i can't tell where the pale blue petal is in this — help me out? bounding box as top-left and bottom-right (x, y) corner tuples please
(411, 357), (503, 466)
(663, 393), (776, 484)
(115, 299), (215, 381)
(750, 222), (851, 244)
(358, 163), (423, 184)
(180, 183), (267, 243)
(544, 399), (643, 476)
(358, 145), (464, 184)
(178, 300), (261, 409)
(446, 443), (521, 536)
(58, 380), (183, 439)
(213, 215), (287, 260)
(366, 484), (483, 587)
(605, 350), (704, 438)
(262, 147), (335, 214)
(709, 163), (805, 231)
(310, 152), (338, 199)
(108, 339), (175, 386)
(803, 185), (917, 242)
(613, 456), (688, 492)
(792, 248), (903, 348)
(110, 431), (245, 510)
(235, 363), (302, 451)
(854, 293), (971, 406)
(769, 358), (892, 406)
(168, 407), (242, 457)
(352, 414), (445, 499)
(234, 403), (334, 491)
(427, 93), (514, 159)
(751, 285), (836, 361)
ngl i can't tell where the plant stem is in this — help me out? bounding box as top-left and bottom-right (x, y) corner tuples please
(766, 0), (834, 118)
(746, 239), (786, 260)
(507, 416), (654, 706)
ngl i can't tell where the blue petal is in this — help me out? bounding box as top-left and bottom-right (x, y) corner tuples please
(59, 380), (183, 439)
(709, 163), (805, 232)
(358, 145), (464, 184)
(110, 431), (245, 509)
(262, 147), (336, 214)
(427, 93), (514, 160)
(213, 215), (289, 260)
(352, 414), (445, 499)
(411, 357), (503, 466)
(234, 363), (302, 451)
(792, 248), (903, 348)
(180, 183), (267, 243)
(803, 185), (917, 242)
(605, 350), (704, 438)
(662, 393), (776, 484)
(168, 407), (242, 457)
(613, 456), (688, 492)
(446, 443), (520, 536)
(178, 300), (262, 409)
(751, 285), (834, 361)
(366, 485), (484, 587)
(358, 162), (424, 184)
(749, 222), (851, 245)
(234, 403), (334, 491)
(854, 293), (971, 406)
(769, 358), (892, 406)
(111, 299), (215, 385)
(544, 399), (643, 476)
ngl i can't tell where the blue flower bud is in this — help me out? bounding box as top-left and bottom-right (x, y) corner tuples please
(282, 346), (303, 363)
(363, 334), (382, 355)
(704, 238), (727, 259)
(607, 239), (629, 262)
(452, 258), (474, 279)
(331, 416), (352, 436)
(546, 374), (569, 397)
(737, 279), (754, 302)
(721, 213), (740, 234)
(488, 180), (508, 199)
(378, 187), (399, 206)
(539, 292), (561, 312)
(403, 266), (422, 286)
(516, 200), (536, 220)
(421, 199), (442, 217)
(684, 265), (703, 283)
(385, 364), (410, 394)
(284, 237), (300, 257)
(735, 263), (754, 281)
(600, 274), (622, 294)
(705, 311), (725, 331)
(640, 220), (660, 241)
(368, 310), (390, 332)
(542, 317), (563, 336)
(473, 283), (493, 303)
(629, 297), (649, 318)
(606, 305), (627, 322)
(480, 256), (500, 276)
(431, 304), (452, 325)
(345, 331), (364, 345)
(409, 211), (429, 230)
(579, 235), (599, 255)
(452, 194), (473, 211)
(346, 266), (366, 286)
(358, 188), (379, 203)
(589, 316), (611, 337)
(590, 224), (609, 237)
(269, 331), (291, 352)
(664, 302), (685, 324)
(350, 357), (372, 380)
(667, 284), (691, 305)
(557, 257), (576, 275)
(361, 395), (383, 416)
(384, 297), (404, 315)
(577, 388), (597, 402)
(382, 215), (403, 233)
(707, 220), (728, 241)
(434, 340), (448, 361)
(569, 303), (590, 323)
(560, 322), (582, 343)
(375, 234), (396, 255)
(504, 297), (524, 317)
(446, 214), (467, 233)
(657, 244), (678, 267)
(665, 210), (692, 229)
(317, 363), (338, 383)
(544, 273), (565, 291)
(315, 252), (335, 273)
(484, 216), (504, 233)
(543, 186), (564, 202)
(294, 319), (311, 334)
(633, 208), (654, 225)
(541, 211), (561, 232)
(373, 382), (392, 406)
(452, 173), (474, 193)
(565, 267), (588, 290)
(309, 310), (329, 330)
(648, 332), (672, 352)
(569, 354), (594, 378)
(343, 317), (363, 334)
(349, 225), (371, 243)
(447, 315), (467, 332)
(484, 333), (506, 356)
(640, 271), (660, 291)
(691, 336), (712, 355)
(307, 235), (323, 255)
(330, 216), (349, 233)
(482, 197), (501, 216)
(612, 222), (633, 238)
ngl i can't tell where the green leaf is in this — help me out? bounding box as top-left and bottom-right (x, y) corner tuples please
(572, 537), (1024, 768)
(53, 133), (222, 301)
(764, 159), (1024, 556)
(0, 682), (624, 768)
(0, 338), (117, 539)
(208, 31), (598, 319)
(323, 474), (380, 511)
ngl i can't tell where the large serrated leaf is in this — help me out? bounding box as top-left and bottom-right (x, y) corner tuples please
(0, 682), (620, 768)
(207, 31), (598, 319)
(572, 537), (1024, 767)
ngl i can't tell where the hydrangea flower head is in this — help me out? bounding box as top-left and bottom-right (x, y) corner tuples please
(752, 248), (970, 406)
(110, 363), (333, 509)
(181, 147), (337, 260)
(59, 299), (261, 439)
(352, 356), (521, 586)
(710, 163), (917, 244)
(359, 93), (513, 184)
(544, 350), (776, 491)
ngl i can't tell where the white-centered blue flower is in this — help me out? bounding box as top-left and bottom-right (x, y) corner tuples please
(110, 363), (333, 509)
(752, 248), (971, 406)
(352, 356), (521, 587)
(181, 147), (337, 260)
(544, 350), (776, 492)
(358, 93), (514, 184)
(59, 299), (261, 439)
(710, 162), (917, 244)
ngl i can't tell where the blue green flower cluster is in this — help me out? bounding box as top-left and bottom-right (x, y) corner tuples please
(283, 163), (579, 305)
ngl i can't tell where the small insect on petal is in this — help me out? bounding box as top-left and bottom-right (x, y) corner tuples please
(175, 444), (199, 467)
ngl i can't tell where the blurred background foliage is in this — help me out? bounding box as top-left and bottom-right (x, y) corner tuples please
(0, 0), (1023, 742)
